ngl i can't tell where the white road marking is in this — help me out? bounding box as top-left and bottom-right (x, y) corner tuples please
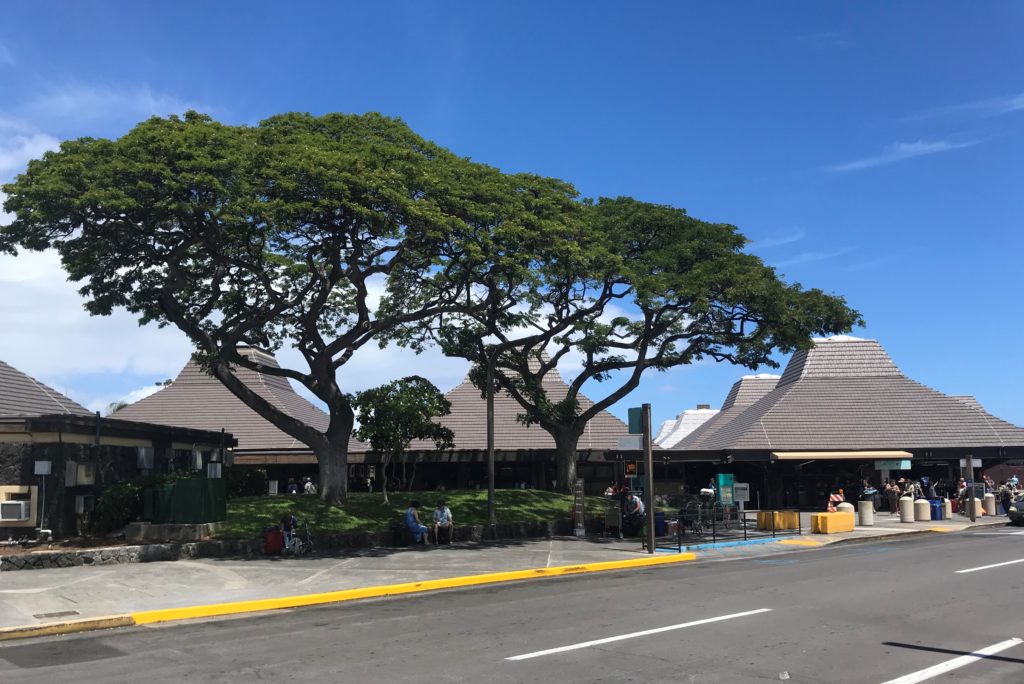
(955, 558), (1024, 574)
(973, 531), (1024, 536)
(880, 638), (1023, 684)
(296, 558), (356, 586)
(505, 608), (773, 661)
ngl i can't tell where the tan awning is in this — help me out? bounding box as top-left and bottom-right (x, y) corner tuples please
(770, 450), (912, 461)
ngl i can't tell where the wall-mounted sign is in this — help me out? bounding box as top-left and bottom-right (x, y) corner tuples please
(625, 462), (638, 476)
(874, 460), (911, 470)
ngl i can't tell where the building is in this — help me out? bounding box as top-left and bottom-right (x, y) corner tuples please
(113, 347), (357, 489)
(666, 336), (1024, 509)
(0, 360), (233, 539)
(654, 405), (719, 448)
(115, 349), (632, 492)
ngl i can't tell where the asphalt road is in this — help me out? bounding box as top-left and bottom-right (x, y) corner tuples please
(2, 529), (1023, 683)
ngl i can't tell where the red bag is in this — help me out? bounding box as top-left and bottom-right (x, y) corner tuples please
(263, 529), (284, 556)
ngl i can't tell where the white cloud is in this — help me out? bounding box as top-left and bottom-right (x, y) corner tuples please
(774, 247), (855, 269)
(17, 84), (213, 129)
(910, 92), (1024, 121)
(830, 139), (981, 172)
(751, 229), (806, 249)
(87, 384), (163, 415)
(0, 123), (60, 177)
(0, 249), (197, 380)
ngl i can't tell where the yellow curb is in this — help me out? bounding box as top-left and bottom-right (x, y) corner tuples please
(0, 615), (135, 642)
(131, 553), (697, 626)
(778, 539), (822, 547)
(929, 528), (951, 533)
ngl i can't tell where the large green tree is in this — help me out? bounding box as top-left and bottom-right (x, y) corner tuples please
(414, 196), (864, 491)
(352, 376), (455, 503)
(0, 111), (580, 504)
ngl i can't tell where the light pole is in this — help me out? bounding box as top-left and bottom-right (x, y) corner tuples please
(486, 346), (497, 534)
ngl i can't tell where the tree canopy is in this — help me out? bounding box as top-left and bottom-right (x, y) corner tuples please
(407, 196), (864, 490)
(0, 111), (583, 503)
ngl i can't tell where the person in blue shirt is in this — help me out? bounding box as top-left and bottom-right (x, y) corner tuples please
(405, 501), (429, 545)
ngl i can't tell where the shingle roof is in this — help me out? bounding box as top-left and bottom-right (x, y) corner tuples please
(407, 360), (630, 452)
(673, 375), (780, 450)
(656, 408), (719, 448)
(112, 348), (361, 454)
(0, 360), (93, 418)
(680, 336), (1024, 452)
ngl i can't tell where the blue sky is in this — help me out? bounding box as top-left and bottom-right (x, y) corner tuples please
(0, 2), (1021, 428)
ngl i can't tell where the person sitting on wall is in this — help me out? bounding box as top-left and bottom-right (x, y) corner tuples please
(433, 499), (454, 544)
(303, 477), (318, 495)
(287, 478), (299, 495)
(405, 501), (430, 545)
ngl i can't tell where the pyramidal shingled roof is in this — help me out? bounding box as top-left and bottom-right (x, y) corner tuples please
(673, 374), (780, 450)
(408, 355), (630, 452)
(678, 336), (1024, 452)
(0, 359), (93, 418)
(656, 408), (719, 448)
(113, 348), (353, 454)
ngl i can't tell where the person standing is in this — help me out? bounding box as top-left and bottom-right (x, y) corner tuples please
(885, 480), (900, 516)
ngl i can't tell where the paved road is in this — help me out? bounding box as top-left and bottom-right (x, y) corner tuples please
(2, 529), (1023, 683)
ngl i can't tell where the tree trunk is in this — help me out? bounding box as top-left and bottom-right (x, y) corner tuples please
(552, 429), (582, 493)
(315, 440), (348, 505)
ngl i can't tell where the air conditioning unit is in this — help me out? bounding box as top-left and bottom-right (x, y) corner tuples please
(0, 500), (30, 521)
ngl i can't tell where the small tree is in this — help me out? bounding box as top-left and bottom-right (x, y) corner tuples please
(352, 376), (454, 504)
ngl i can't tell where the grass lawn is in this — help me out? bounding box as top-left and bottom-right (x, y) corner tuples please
(219, 489), (610, 539)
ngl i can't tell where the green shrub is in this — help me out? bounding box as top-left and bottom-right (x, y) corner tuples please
(92, 480), (144, 534)
(92, 471), (204, 534)
(226, 467), (267, 498)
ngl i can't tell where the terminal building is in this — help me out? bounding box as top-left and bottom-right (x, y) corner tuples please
(114, 349), (630, 492)
(661, 336), (1024, 509)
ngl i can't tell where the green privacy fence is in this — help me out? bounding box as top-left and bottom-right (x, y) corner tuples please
(142, 477), (227, 524)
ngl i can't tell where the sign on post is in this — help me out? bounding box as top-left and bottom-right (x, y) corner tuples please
(625, 462), (638, 476)
(628, 407), (643, 435)
(716, 473), (735, 505)
(573, 478), (586, 537)
(733, 482), (750, 503)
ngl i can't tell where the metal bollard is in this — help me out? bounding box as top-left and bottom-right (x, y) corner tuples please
(899, 496), (914, 523)
(857, 499), (874, 526)
(913, 499), (930, 522)
(983, 493), (997, 517)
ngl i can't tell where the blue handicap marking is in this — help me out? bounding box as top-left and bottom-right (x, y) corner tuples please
(755, 559), (798, 566)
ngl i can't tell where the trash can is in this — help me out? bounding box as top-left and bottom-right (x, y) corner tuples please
(654, 511), (667, 536)
(930, 499), (943, 521)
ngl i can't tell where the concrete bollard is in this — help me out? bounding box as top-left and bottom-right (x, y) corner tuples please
(943, 498), (952, 520)
(899, 496), (914, 523)
(857, 499), (874, 526)
(971, 497), (984, 518)
(914, 499), (931, 522)
(984, 493), (997, 517)
(837, 502), (854, 513)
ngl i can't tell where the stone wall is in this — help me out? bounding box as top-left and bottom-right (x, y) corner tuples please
(1, 516), (603, 572)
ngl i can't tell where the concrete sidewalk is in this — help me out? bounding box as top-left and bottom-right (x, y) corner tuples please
(0, 515), (1008, 632)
